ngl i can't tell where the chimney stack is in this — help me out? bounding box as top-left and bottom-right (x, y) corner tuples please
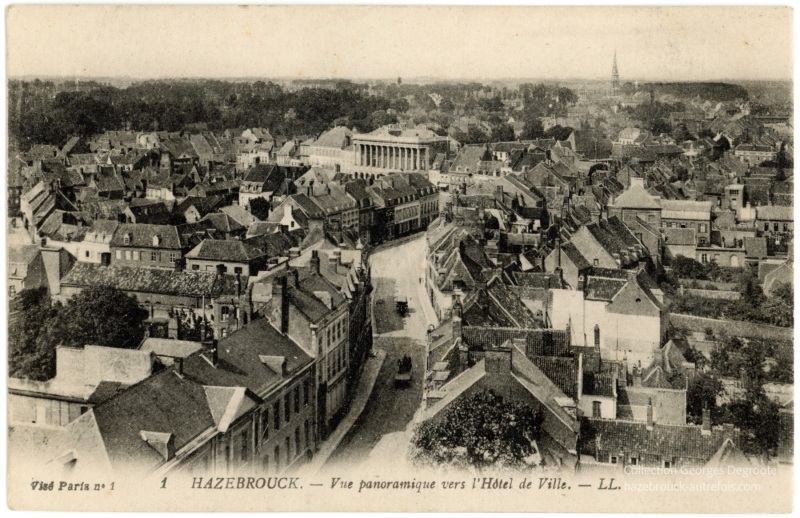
(632, 366), (642, 387)
(646, 398), (654, 430)
(311, 250), (321, 274)
(273, 275), (290, 334)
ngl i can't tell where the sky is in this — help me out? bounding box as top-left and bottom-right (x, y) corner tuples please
(6, 5), (794, 82)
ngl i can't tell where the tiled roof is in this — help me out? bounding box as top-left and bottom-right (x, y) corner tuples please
(199, 213), (246, 234)
(111, 223), (185, 249)
(512, 272), (562, 289)
(661, 200), (712, 221)
(585, 277), (628, 301)
(530, 355), (579, 399)
(580, 418), (736, 464)
(60, 263), (242, 298)
(582, 372), (616, 397)
(611, 179), (661, 209)
(756, 205), (793, 221)
(185, 239), (265, 262)
(462, 326), (571, 357)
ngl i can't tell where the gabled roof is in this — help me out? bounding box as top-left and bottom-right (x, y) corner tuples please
(199, 213), (246, 234)
(185, 239), (265, 263)
(183, 318), (312, 396)
(312, 126), (352, 149)
(611, 178), (661, 209)
(580, 417), (739, 464)
(110, 223), (185, 249)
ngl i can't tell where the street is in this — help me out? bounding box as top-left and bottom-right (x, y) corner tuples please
(322, 235), (434, 471)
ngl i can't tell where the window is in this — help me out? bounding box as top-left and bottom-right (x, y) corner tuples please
(234, 267), (243, 274)
(700, 254), (708, 264)
(592, 401), (601, 418)
(284, 393), (291, 422)
(593, 258), (599, 266)
(85, 250), (90, 258)
(610, 456), (618, 464)
(774, 223), (779, 232)
(9, 286), (16, 298)
(192, 264), (200, 270)
(294, 386), (300, 413)
(630, 456), (638, 465)
(151, 251), (158, 262)
(125, 250), (131, 260)
(123, 234), (130, 244)
(170, 253), (178, 263)
(273, 401), (280, 430)
(303, 380), (309, 405)
(663, 460), (672, 469)
(221, 306), (230, 322)
(116, 250), (122, 260)
(699, 223), (707, 233)
(295, 428), (301, 456)
(304, 420), (310, 448)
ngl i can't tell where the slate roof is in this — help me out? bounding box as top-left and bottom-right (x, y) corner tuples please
(511, 272), (562, 289)
(312, 126), (352, 148)
(183, 318), (312, 396)
(185, 239), (265, 262)
(448, 145), (491, 173)
(60, 263), (243, 298)
(582, 372), (616, 397)
(85, 369), (215, 472)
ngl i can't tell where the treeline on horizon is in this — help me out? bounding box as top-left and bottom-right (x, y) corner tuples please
(641, 82), (749, 102)
(8, 79), (406, 151)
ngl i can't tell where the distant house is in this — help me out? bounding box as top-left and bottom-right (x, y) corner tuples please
(185, 239), (268, 277)
(238, 164), (286, 208)
(110, 223), (188, 269)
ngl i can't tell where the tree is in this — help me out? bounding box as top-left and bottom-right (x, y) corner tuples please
(672, 123), (693, 143)
(410, 390), (544, 471)
(45, 286), (149, 350)
(490, 122), (516, 142)
(8, 287), (58, 380)
(686, 373), (723, 423)
(249, 197), (270, 221)
(520, 118), (544, 140)
(543, 125), (574, 141)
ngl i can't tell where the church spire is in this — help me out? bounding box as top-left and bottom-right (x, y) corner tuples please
(611, 50), (620, 96)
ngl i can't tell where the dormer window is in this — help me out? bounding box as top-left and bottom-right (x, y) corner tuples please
(123, 233), (131, 245)
(152, 235), (160, 246)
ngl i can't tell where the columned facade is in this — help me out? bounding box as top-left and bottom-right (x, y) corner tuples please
(352, 143), (430, 172)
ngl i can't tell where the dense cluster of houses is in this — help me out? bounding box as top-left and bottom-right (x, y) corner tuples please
(415, 99), (793, 470)
(6, 84), (794, 477)
(7, 125), (440, 478)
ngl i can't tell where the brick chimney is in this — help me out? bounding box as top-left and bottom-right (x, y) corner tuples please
(272, 275), (290, 334)
(311, 250), (321, 274)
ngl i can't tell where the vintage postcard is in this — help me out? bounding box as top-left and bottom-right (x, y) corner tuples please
(5, 4), (794, 512)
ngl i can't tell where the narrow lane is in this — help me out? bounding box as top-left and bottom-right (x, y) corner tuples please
(323, 235), (432, 470)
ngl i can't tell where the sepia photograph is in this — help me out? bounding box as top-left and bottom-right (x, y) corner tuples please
(4, 4), (794, 512)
